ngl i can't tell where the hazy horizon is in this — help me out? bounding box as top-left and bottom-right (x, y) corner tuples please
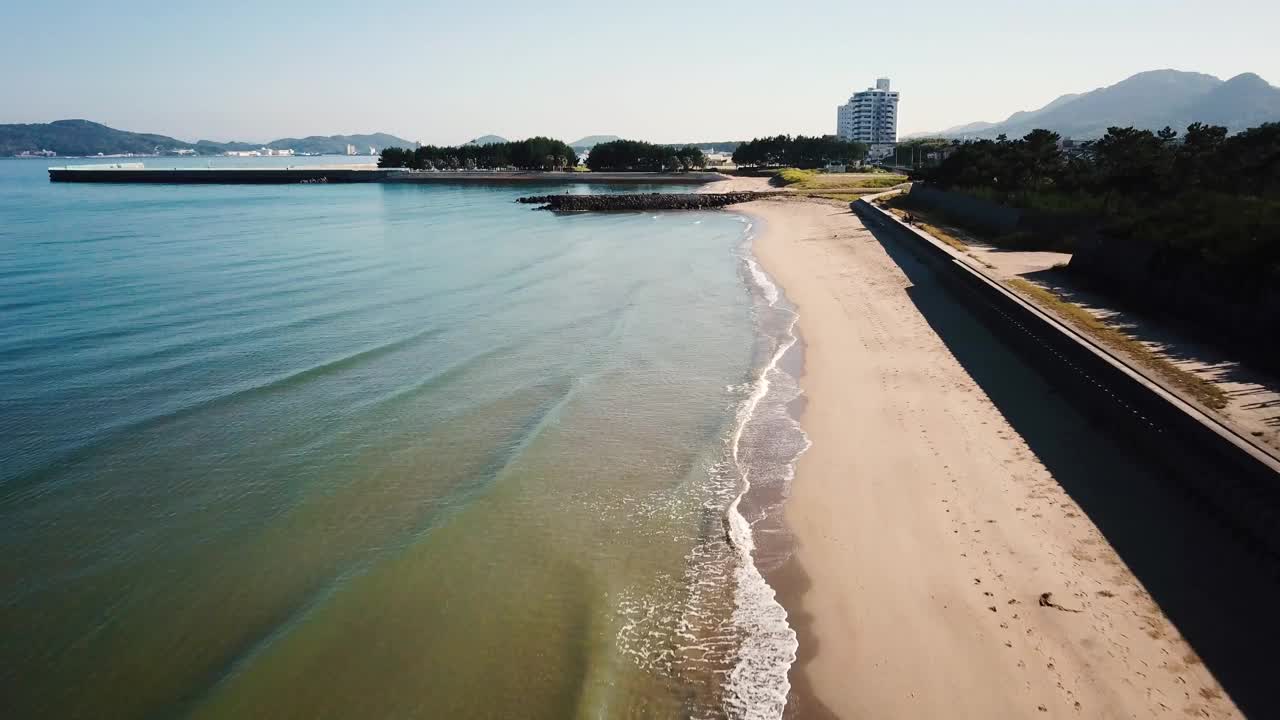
(4, 0), (1278, 145)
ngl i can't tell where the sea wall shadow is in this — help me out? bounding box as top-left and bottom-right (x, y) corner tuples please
(856, 208), (1280, 719)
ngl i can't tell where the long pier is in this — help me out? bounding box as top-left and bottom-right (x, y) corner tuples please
(47, 166), (727, 185)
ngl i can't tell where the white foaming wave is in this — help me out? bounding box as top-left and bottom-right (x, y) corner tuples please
(744, 255), (779, 308)
(608, 232), (806, 718)
(610, 459), (745, 720)
(721, 252), (808, 719)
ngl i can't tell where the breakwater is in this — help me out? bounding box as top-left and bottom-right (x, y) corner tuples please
(517, 191), (782, 211)
(49, 167), (387, 184)
(47, 166), (727, 185)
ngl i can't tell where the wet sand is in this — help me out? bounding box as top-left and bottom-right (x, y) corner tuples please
(735, 194), (1247, 719)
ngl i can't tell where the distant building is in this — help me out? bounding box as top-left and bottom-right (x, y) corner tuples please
(16, 149), (57, 157)
(228, 147), (295, 157)
(345, 144), (357, 156)
(837, 78), (900, 146)
(704, 151), (733, 168)
(867, 143), (897, 162)
(1058, 138), (1093, 158)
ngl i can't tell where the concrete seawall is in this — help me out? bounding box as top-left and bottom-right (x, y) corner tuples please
(48, 167), (727, 185)
(854, 194), (1280, 559)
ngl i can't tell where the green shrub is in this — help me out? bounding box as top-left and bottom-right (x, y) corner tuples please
(773, 168), (817, 186)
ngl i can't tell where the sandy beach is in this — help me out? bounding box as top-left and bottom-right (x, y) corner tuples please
(710, 180), (1246, 719)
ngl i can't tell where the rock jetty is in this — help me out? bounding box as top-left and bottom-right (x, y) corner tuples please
(516, 192), (780, 211)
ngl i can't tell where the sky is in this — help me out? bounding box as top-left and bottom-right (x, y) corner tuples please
(4, 0), (1278, 145)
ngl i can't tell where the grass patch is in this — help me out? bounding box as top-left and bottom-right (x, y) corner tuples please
(773, 168), (817, 186)
(1006, 278), (1228, 410)
(773, 168), (907, 191)
(799, 173), (908, 190)
(851, 176), (911, 189)
(913, 219), (969, 253)
(795, 189), (888, 202)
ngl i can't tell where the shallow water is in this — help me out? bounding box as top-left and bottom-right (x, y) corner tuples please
(0, 158), (804, 718)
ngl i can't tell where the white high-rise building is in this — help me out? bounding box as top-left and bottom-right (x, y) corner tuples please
(837, 78), (899, 146)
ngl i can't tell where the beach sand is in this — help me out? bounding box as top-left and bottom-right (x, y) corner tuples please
(725, 191), (1243, 719)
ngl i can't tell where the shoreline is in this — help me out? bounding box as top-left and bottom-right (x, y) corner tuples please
(719, 184), (1243, 719)
(718, 212), (808, 718)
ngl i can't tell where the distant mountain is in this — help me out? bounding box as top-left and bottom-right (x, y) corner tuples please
(569, 135), (621, 150)
(0, 119), (415, 156)
(1174, 73), (1280, 130)
(921, 70), (1280, 140)
(914, 121), (996, 139)
(0, 119), (191, 156)
(998, 92), (1083, 129)
(465, 134), (508, 146)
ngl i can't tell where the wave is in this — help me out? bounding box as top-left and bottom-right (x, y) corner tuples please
(13, 285), (466, 387)
(173, 376), (581, 714)
(745, 255), (778, 308)
(1, 325), (446, 504)
(1, 242), (568, 375)
(721, 231), (808, 720)
(606, 218), (805, 719)
(0, 269), (387, 364)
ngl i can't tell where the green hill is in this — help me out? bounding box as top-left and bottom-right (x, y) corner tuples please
(0, 119), (415, 156)
(569, 135), (621, 150)
(1, 119), (192, 156)
(465, 134), (509, 146)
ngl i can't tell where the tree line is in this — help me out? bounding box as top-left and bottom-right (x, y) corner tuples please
(916, 123), (1280, 274)
(731, 135), (868, 169)
(584, 140), (707, 171)
(378, 137), (578, 171)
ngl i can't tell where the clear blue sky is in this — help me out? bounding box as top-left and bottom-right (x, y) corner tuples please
(4, 0), (1277, 144)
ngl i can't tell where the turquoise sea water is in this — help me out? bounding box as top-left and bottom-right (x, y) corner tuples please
(0, 158), (804, 718)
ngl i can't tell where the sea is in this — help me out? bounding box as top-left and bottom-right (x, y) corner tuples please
(0, 156), (808, 719)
